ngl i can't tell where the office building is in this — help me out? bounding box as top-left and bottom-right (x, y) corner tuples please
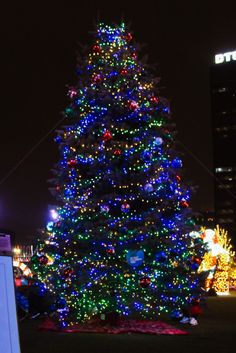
(210, 50), (236, 245)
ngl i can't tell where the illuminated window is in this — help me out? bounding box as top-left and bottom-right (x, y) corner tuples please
(218, 184), (232, 189)
(218, 209), (234, 214)
(215, 126), (229, 132)
(218, 218), (234, 223)
(226, 177), (233, 181)
(215, 167), (232, 173)
(218, 87), (227, 92)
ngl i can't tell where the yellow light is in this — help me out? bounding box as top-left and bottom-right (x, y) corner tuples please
(13, 247), (21, 255)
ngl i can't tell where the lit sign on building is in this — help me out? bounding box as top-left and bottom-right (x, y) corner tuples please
(215, 51), (236, 64)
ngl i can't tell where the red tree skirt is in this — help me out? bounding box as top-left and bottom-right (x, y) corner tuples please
(39, 318), (188, 335)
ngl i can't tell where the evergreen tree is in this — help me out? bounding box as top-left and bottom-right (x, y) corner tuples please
(32, 23), (204, 327)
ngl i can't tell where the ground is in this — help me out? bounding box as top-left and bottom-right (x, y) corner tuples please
(19, 293), (236, 353)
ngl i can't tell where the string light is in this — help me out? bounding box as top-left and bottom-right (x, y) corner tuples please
(31, 22), (204, 326)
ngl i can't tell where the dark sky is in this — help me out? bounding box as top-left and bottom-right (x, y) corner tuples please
(1, 1), (236, 244)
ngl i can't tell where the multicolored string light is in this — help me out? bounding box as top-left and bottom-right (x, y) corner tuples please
(31, 23), (204, 326)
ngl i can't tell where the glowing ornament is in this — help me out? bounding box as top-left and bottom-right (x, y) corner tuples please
(15, 278), (22, 287)
(171, 158), (183, 169)
(141, 150), (152, 161)
(132, 52), (137, 59)
(54, 135), (62, 144)
(128, 100), (139, 111)
(155, 251), (167, 263)
(68, 159), (77, 168)
(55, 221), (61, 228)
(120, 68), (128, 75)
(46, 221), (54, 232)
(39, 255), (48, 265)
(102, 130), (112, 141)
(144, 183), (154, 192)
(190, 299), (202, 316)
(114, 148), (121, 156)
(64, 267), (74, 277)
(126, 250), (144, 267)
(170, 309), (183, 320)
(186, 218), (195, 227)
(154, 137), (163, 146)
(92, 44), (101, 53)
(92, 74), (102, 83)
(100, 205), (110, 213)
(180, 199), (189, 208)
(21, 277), (29, 286)
(191, 262), (199, 271)
(139, 276), (151, 288)
(106, 246), (115, 254)
(125, 32), (132, 41)
(65, 107), (74, 116)
(121, 202), (130, 213)
(68, 89), (77, 98)
(192, 256), (201, 265)
(133, 137), (140, 143)
(50, 208), (59, 221)
(170, 249), (177, 257)
(150, 96), (159, 104)
(46, 254), (55, 265)
(176, 175), (181, 183)
(162, 160), (169, 168)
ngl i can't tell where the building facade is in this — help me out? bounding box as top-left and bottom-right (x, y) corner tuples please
(210, 51), (236, 245)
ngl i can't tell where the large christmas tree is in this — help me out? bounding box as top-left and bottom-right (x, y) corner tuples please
(32, 23), (204, 327)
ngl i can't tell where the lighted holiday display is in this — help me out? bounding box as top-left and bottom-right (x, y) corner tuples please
(229, 261), (236, 289)
(13, 260), (32, 277)
(31, 23), (204, 326)
(13, 246), (34, 287)
(197, 225), (235, 295)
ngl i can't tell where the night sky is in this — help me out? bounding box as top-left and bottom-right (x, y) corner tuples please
(1, 1), (236, 244)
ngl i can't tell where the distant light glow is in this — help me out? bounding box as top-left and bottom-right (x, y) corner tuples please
(215, 167), (232, 173)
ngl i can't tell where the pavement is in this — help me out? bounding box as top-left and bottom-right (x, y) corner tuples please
(19, 293), (236, 353)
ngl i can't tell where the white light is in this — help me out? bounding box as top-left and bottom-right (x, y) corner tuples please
(13, 248), (21, 255)
(215, 167), (232, 173)
(215, 50), (236, 64)
(203, 229), (215, 244)
(50, 209), (59, 220)
(215, 54), (224, 64)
